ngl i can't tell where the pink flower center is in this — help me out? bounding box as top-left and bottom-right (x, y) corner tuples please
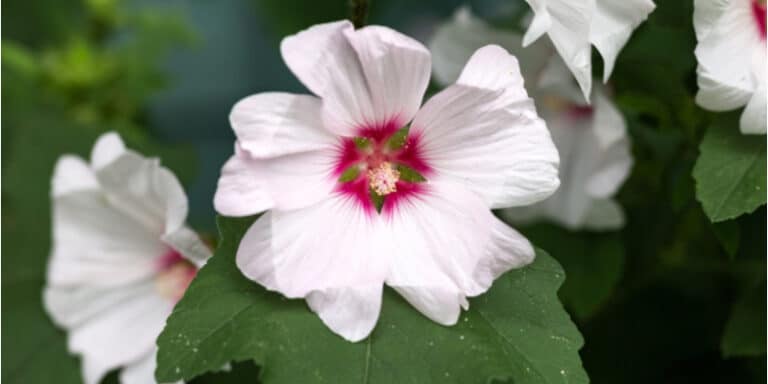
(753, 0), (767, 40)
(333, 120), (431, 216)
(155, 249), (197, 302)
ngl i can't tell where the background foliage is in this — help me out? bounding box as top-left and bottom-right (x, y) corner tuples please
(2, 0), (765, 383)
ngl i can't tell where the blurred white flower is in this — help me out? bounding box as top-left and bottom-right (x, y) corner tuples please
(694, 0), (766, 134)
(214, 21), (560, 342)
(432, 9), (633, 230)
(522, 0), (656, 101)
(44, 132), (211, 384)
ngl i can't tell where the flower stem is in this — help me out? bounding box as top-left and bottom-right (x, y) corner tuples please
(349, 0), (370, 28)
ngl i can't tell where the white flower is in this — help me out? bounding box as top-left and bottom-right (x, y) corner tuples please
(522, 0), (656, 101)
(44, 132), (211, 384)
(694, 0), (766, 134)
(214, 21), (560, 342)
(432, 9), (633, 230)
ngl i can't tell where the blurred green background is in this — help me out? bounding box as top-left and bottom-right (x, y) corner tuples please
(3, 0), (765, 383)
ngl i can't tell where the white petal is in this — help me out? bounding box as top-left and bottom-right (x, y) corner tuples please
(91, 132), (126, 170)
(412, 48), (560, 208)
(455, 45), (530, 104)
(591, 0), (656, 82)
(585, 88), (633, 198)
(118, 352), (170, 384)
(230, 92), (337, 158)
(429, 7), (553, 87)
(343, 25), (431, 128)
(386, 180), (534, 324)
(740, 79), (767, 134)
(44, 281), (150, 328)
(68, 284), (171, 384)
(694, 0), (761, 112)
(236, 197), (388, 340)
(51, 155), (99, 197)
(281, 21), (429, 136)
(93, 143), (206, 262)
(582, 198), (625, 230)
(523, 0), (594, 100)
(281, 20), (371, 135)
(503, 86), (631, 229)
(162, 226), (212, 268)
(306, 284), (383, 342)
(50, 190), (163, 287)
(214, 143), (336, 216)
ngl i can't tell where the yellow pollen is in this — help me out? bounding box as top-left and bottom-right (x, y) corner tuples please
(368, 162), (400, 196)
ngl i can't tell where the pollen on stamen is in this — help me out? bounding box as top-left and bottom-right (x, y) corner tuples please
(368, 162), (400, 196)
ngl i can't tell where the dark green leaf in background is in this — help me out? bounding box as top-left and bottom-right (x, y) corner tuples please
(520, 224), (624, 320)
(693, 117), (767, 223)
(156, 216), (588, 384)
(721, 281), (767, 358)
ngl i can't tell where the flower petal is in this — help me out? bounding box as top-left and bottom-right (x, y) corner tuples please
(694, 0), (761, 112)
(89, 134), (210, 264)
(306, 284), (383, 342)
(502, 86), (631, 229)
(343, 25), (431, 127)
(523, 0), (594, 100)
(236, 197), (388, 340)
(591, 0), (656, 82)
(230, 92), (337, 158)
(281, 21), (431, 135)
(90, 132), (126, 171)
(585, 89), (633, 197)
(52, 156), (99, 196)
(385, 180), (535, 324)
(582, 198), (625, 230)
(50, 190), (164, 287)
(67, 284), (171, 384)
(412, 46), (560, 209)
(740, 68), (767, 134)
(214, 143), (336, 216)
(430, 7), (553, 87)
(280, 20), (370, 135)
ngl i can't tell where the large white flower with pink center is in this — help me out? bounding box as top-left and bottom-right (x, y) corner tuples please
(432, 8), (633, 230)
(522, 0), (656, 101)
(694, 0), (767, 134)
(214, 21), (560, 342)
(44, 133), (211, 384)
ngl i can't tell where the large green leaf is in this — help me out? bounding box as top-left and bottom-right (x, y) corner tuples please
(157, 216), (588, 384)
(693, 118), (767, 222)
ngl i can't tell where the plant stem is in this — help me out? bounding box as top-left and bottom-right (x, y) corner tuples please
(350, 0), (370, 28)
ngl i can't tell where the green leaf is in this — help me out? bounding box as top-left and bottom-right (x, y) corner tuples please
(521, 224), (624, 320)
(396, 164), (426, 183)
(338, 166), (361, 182)
(156, 216), (588, 384)
(721, 281), (766, 358)
(386, 126), (409, 151)
(711, 220), (740, 259)
(693, 117), (767, 222)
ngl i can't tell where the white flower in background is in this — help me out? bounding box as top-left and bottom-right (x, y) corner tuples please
(694, 0), (767, 134)
(44, 132), (211, 384)
(522, 0), (656, 101)
(432, 9), (633, 230)
(214, 21), (560, 342)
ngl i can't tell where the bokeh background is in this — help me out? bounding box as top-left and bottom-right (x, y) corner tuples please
(3, 0), (766, 383)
